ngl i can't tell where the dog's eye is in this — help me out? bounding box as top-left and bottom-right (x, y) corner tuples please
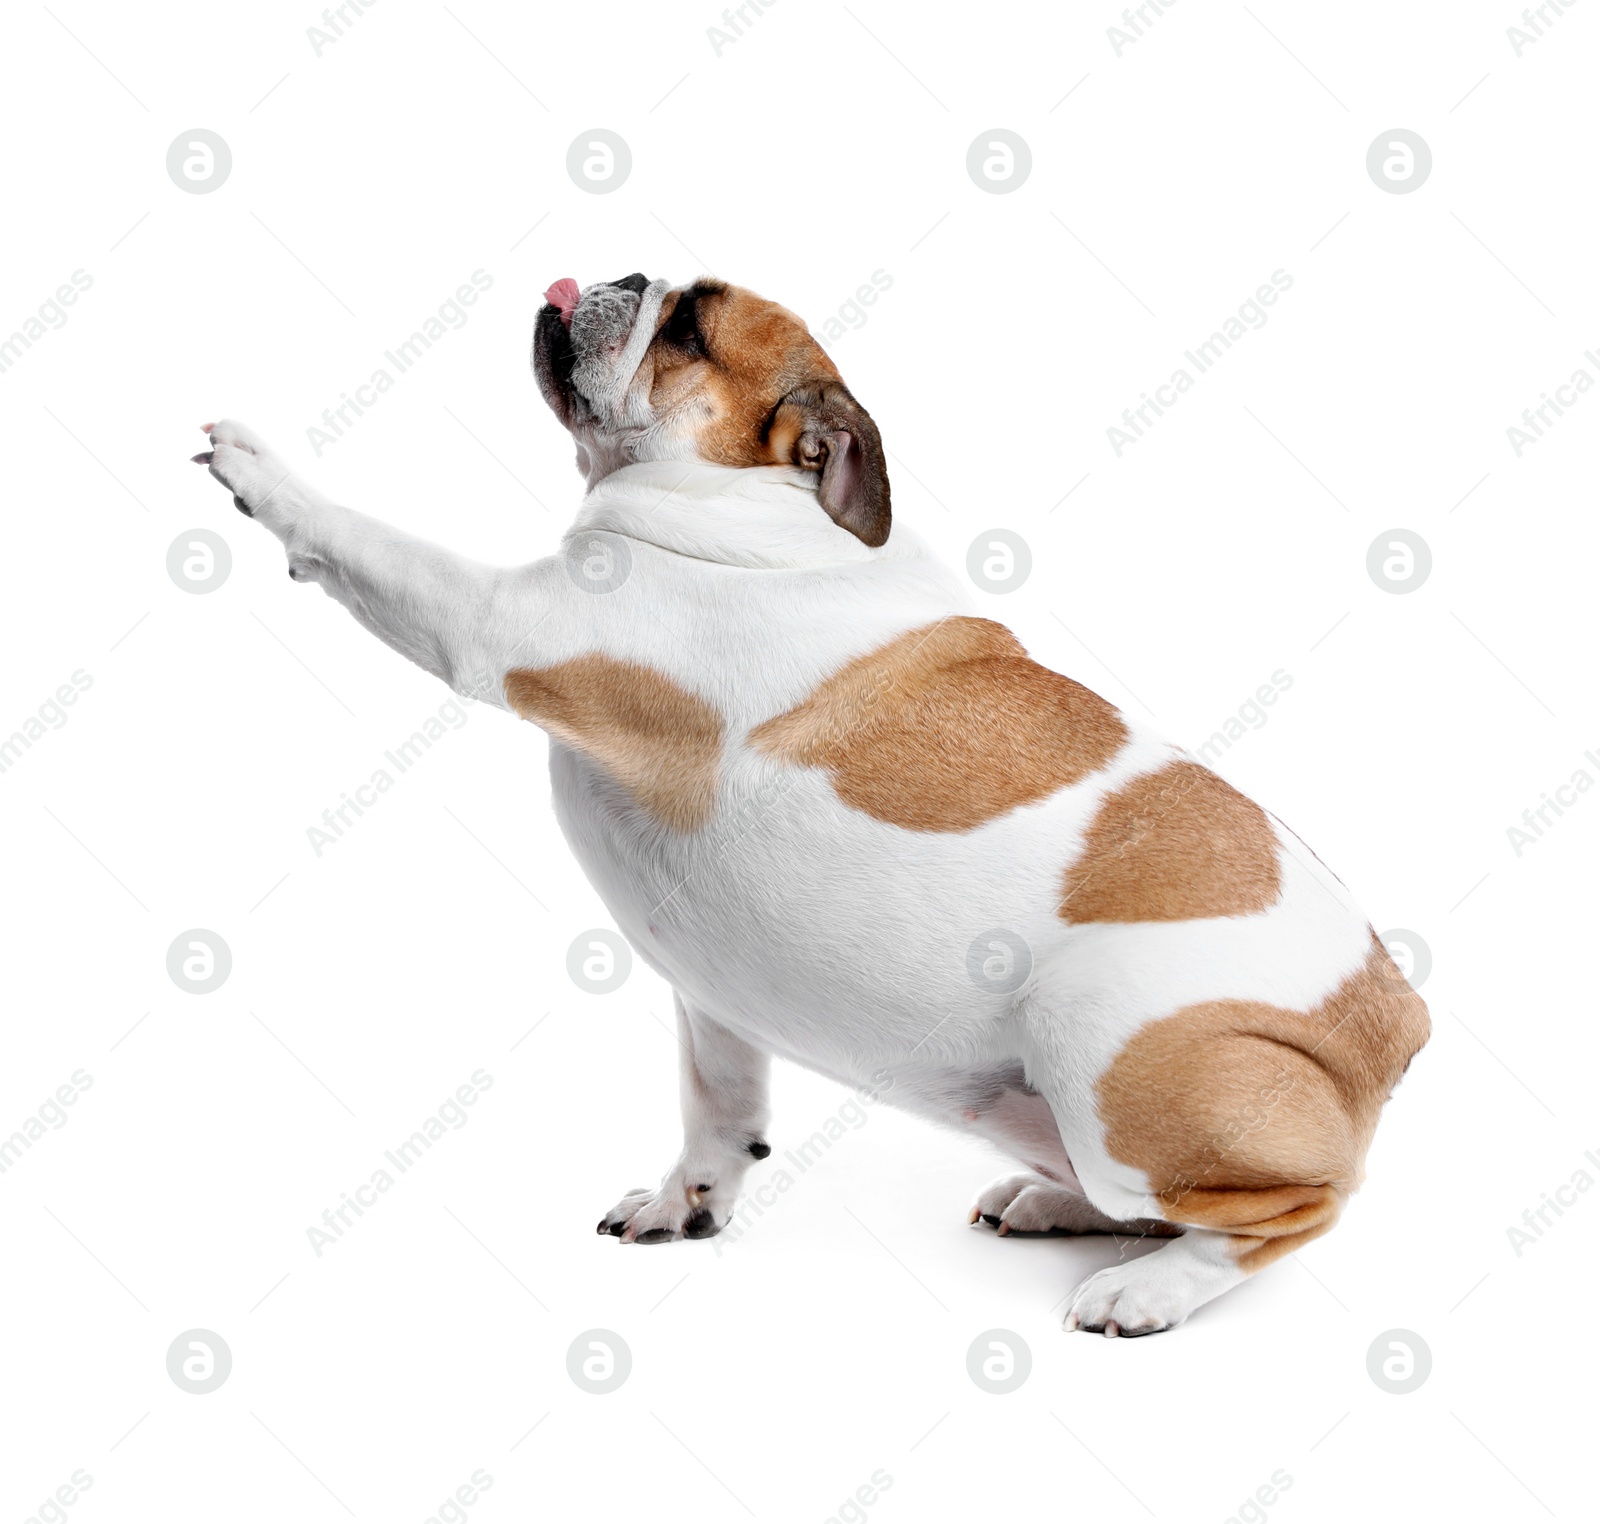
(659, 295), (705, 358)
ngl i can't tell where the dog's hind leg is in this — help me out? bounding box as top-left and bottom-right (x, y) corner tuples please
(1027, 937), (1429, 1335)
(956, 1081), (1177, 1239)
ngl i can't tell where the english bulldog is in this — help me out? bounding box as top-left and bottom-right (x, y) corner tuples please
(194, 271), (1429, 1335)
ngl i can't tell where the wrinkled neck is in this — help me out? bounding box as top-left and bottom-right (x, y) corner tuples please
(571, 460), (889, 570)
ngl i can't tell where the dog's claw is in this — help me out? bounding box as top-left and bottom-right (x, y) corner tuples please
(191, 451), (213, 464)
(200, 421), (215, 433)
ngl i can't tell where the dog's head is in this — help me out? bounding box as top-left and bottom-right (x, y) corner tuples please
(533, 274), (891, 547)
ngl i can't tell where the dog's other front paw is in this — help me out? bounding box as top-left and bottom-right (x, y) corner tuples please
(191, 419), (303, 530)
(596, 1172), (732, 1245)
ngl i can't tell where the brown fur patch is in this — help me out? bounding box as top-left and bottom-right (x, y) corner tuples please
(647, 283), (839, 468)
(1059, 759), (1281, 923)
(749, 618), (1129, 832)
(505, 656), (723, 831)
(1096, 936), (1431, 1267)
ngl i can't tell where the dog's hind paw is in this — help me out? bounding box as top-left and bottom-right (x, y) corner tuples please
(968, 1171), (1180, 1238)
(1064, 1229), (1245, 1337)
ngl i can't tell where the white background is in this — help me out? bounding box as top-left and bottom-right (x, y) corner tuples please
(2, 1), (1596, 1520)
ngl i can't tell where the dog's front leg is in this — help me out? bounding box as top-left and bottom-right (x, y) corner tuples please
(597, 997), (772, 1244)
(196, 419), (556, 701)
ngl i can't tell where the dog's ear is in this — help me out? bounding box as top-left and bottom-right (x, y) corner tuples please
(771, 383), (891, 548)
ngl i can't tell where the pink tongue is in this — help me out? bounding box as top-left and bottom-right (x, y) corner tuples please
(544, 278), (580, 327)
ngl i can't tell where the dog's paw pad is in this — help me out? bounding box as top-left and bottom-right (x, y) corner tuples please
(683, 1207), (719, 1239)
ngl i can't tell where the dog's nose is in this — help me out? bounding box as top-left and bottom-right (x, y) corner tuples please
(606, 273), (651, 295)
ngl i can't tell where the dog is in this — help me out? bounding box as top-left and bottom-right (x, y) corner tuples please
(194, 272), (1429, 1336)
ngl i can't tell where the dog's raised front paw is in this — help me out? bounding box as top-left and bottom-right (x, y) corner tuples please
(191, 419), (302, 529)
(968, 1171), (1181, 1238)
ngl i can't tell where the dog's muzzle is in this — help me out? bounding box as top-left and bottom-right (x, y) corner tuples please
(535, 273), (666, 427)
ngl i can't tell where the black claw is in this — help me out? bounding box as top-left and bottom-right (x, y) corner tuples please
(980, 1214), (1001, 1228)
(635, 1227), (677, 1244)
(596, 1218), (611, 1235)
(233, 494), (253, 517)
(287, 566), (298, 579)
(748, 1141), (771, 1159)
(683, 1208), (720, 1240)
(606, 1219), (626, 1237)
